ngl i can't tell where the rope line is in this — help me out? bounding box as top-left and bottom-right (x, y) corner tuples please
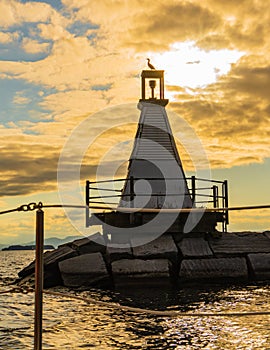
(1, 287), (270, 318)
(1, 202), (270, 216)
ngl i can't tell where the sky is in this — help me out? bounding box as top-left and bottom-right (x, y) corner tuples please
(0, 0), (269, 245)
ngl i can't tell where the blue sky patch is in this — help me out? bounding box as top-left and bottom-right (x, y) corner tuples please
(19, 0), (63, 11)
(0, 23), (52, 62)
(67, 21), (99, 37)
(92, 84), (112, 91)
(0, 79), (53, 125)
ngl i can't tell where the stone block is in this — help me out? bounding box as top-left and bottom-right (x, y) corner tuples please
(59, 253), (109, 287)
(178, 238), (213, 258)
(179, 257), (248, 281)
(111, 258), (171, 287)
(131, 234), (178, 262)
(70, 232), (106, 254)
(18, 245), (77, 278)
(247, 253), (270, 280)
(106, 243), (132, 262)
(209, 233), (270, 255)
(263, 231), (270, 240)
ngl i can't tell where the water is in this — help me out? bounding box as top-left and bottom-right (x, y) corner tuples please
(0, 251), (269, 349)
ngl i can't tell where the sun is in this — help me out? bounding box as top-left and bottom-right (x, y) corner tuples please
(150, 41), (244, 90)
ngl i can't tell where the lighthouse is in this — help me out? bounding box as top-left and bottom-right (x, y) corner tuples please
(86, 68), (228, 243)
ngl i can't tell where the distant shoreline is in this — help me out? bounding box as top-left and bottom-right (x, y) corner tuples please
(2, 245), (55, 251)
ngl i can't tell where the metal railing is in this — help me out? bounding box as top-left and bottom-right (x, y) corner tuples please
(86, 176), (229, 230)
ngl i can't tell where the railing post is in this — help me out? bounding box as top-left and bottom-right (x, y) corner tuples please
(130, 176), (135, 224)
(130, 176), (134, 205)
(191, 176), (196, 206)
(213, 185), (218, 208)
(86, 180), (90, 227)
(224, 180), (229, 225)
(34, 208), (44, 350)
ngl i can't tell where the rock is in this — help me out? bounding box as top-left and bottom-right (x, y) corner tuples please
(59, 253), (110, 287)
(179, 257), (248, 281)
(106, 243), (132, 262)
(131, 234), (178, 263)
(247, 253), (270, 280)
(111, 258), (171, 287)
(18, 245), (77, 278)
(178, 238), (213, 258)
(263, 231), (270, 240)
(209, 233), (270, 256)
(60, 232), (106, 254)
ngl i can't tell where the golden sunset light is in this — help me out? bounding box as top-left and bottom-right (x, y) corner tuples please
(0, 0), (269, 246)
(151, 41), (245, 89)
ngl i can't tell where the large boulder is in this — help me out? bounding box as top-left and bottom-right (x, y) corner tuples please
(18, 246), (78, 287)
(131, 234), (178, 263)
(111, 258), (171, 287)
(178, 238), (213, 258)
(106, 243), (133, 262)
(247, 253), (270, 280)
(59, 252), (110, 287)
(179, 257), (248, 282)
(59, 232), (106, 255)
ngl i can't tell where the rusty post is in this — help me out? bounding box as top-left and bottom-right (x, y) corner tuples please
(34, 208), (44, 350)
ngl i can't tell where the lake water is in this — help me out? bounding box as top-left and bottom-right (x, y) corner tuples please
(0, 251), (269, 349)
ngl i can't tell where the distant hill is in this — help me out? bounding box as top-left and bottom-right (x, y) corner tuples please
(0, 235), (83, 251)
(24, 235), (82, 248)
(3, 244), (54, 251)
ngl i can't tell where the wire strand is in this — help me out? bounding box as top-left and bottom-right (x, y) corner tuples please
(1, 287), (269, 318)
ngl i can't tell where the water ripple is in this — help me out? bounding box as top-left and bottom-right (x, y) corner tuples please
(0, 251), (269, 349)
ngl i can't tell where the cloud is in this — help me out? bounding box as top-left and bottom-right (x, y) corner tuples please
(0, 0), (269, 203)
(21, 38), (50, 54)
(0, 0), (56, 28)
(124, 2), (221, 51)
(0, 31), (19, 43)
(13, 91), (31, 105)
(169, 55), (270, 168)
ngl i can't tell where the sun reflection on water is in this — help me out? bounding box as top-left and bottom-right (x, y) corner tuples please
(0, 251), (269, 349)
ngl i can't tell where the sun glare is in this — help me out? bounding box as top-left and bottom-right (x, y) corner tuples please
(151, 41), (244, 90)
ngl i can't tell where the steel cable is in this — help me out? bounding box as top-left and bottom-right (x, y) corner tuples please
(1, 287), (269, 318)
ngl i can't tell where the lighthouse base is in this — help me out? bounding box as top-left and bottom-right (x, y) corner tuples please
(88, 210), (225, 243)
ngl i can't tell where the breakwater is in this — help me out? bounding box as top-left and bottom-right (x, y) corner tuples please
(18, 231), (270, 288)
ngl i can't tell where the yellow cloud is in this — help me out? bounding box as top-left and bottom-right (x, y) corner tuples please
(0, 31), (19, 43)
(21, 38), (50, 54)
(0, 0), (55, 28)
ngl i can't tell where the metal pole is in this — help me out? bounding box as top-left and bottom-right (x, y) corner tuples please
(213, 185), (218, 208)
(34, 209), (44, 350)
(224, 180), (229, 225)
(191, 176), (196, 205)
(86, 180), (90, 227)
(130, 176), (135, 224)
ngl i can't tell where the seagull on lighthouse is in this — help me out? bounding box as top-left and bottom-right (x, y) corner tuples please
(147, 58), (156, 70)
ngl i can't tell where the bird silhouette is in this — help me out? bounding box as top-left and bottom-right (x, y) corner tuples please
(147, 58), (156, 70)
